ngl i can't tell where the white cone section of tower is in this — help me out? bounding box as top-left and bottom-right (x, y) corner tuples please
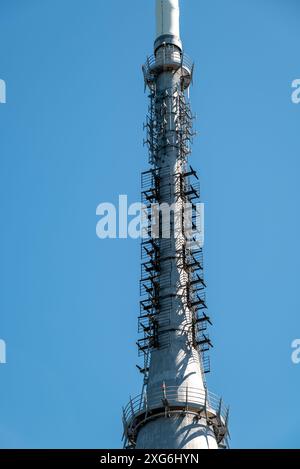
(156, 0), (180, 39)
(129, 0), (224, 450)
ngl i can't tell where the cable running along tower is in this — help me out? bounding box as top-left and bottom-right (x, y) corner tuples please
(123, 0), (229, 449)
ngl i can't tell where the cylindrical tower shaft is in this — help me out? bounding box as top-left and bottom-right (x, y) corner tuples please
(123, 0), (229, 450)
(156, 0), (180, 39)
(137, 1), (215, 449)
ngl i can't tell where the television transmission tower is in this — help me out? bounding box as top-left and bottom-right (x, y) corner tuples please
(122, 0), (229, 449)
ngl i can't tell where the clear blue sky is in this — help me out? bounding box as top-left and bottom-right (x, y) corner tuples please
(0, 0), (299, 449)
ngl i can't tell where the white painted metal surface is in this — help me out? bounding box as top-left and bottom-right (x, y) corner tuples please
(156, 0), (180, 39)
(123, 0), (229, 450)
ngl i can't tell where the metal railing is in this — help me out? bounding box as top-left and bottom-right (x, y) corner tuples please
(123, 385), (228, 427)
(143, 50), (193, 81)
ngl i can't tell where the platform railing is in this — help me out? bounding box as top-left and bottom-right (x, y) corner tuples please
(123, 385), (228, 427)
(143, 50), (194, 82)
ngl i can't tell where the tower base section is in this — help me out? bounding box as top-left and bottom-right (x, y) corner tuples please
(136, 414), (218, 449)
(122, 385), (229, 449)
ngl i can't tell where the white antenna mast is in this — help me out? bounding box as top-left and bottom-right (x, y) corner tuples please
(155, 0), (180, 39)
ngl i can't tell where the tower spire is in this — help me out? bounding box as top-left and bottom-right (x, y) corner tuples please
(122, 0), (229, 449)
(156, 0), (180, 41)
(155, 0), (182, 52)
